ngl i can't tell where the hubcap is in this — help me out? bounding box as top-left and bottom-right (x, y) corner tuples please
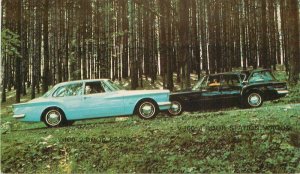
(248, 93), (261, 107)
(139, 102), (155, 118)
(168, 101), (182, 115)
(46, 110), (62, 126)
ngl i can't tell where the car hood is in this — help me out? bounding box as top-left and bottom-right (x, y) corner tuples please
(117, 89), (169, 95)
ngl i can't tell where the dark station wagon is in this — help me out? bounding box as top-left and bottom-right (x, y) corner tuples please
(167, 69), (289, 116)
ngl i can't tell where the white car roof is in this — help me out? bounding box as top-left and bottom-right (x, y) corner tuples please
(56, 79), (110, 87)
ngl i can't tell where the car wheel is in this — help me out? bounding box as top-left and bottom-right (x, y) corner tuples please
(245, 92), (263, 108)
(43, 108), (66, 127)
(136, 100), (158, 119)
(167, 101), (183, 116)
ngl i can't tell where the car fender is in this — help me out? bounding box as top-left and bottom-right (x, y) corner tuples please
(13, 100), (67, 122)
(133, 98), (158, 113)
(39, 102), (68, 120)
(117, 90), (169, 115)
(169, 94), (189, 109)
(241, 84), (265, 98)
(131, 95), (162, 114)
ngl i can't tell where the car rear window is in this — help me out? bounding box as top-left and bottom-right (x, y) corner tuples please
(53, 83), (83, 97)
(248, 71), (276, 83)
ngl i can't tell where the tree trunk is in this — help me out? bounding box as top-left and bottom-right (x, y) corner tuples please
(261, 0), (269, 69)
(178, 0), (191, 89)
(42, 0), (50, 93)
(15, 0), (22, 103)
(287, 0), (300, 85)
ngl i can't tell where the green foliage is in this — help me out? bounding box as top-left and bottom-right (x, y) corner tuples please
(1, 29), (21, 57)
(1, 77), (300, 173)
(268, 83), (300, 104)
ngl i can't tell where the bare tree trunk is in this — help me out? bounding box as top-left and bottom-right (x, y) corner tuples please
(287, 0), (300, 85)
(178, 0), (191, 89)
(15, 0), (22, 103)
(42, 0), (50, 93)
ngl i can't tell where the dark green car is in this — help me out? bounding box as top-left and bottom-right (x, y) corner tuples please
(167, 69), (288, 116)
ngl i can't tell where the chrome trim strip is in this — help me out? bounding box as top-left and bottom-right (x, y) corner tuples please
(157, 102), (172, 107)
(13, 114), (25, 118)
(277, 90), (289, 94)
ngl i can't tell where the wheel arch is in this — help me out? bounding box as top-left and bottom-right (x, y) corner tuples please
(40, 106), (66, 122)
(169, 95), (187, 109)
(133, 98), (158, 114)
(242, 87), (264, 99)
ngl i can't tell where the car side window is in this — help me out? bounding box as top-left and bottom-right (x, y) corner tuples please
(221, 75), (241, 87)
(201, 75), (221, 91)
(53, 83), (83, 97)
(85, 81), (105, 95)
(207, 75), (221, 87)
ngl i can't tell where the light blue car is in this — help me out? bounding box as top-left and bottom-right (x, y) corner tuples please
(13, 79), (171, 127)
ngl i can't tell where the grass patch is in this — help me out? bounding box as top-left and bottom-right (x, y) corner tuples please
(1, 102), (300, 172)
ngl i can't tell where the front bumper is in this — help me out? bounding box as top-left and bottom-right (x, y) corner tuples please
(157, 102), (171, 111)
(276, 90), (289, 95)
(13, 114), (25, 119)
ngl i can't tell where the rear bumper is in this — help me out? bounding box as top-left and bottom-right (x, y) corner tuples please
(157, 102), (171, 111)
(13, 114), (25, 119)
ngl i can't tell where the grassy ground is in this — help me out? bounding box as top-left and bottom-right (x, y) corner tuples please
(1, 71), (300, 173)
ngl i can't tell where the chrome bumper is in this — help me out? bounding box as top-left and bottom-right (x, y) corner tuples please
(277, 90), (289, 95)
(13, 114), (25, 119)
(158, 102), (172, 107)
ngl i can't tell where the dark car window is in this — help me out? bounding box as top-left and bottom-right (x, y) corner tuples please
(207, 75), (221, 87)
(85, 81), (105, 95)
(240, 73), (247, 82)
(53, 83), (83, 97)
(221, 74), (241, 87)
(248, 71), (276, 83)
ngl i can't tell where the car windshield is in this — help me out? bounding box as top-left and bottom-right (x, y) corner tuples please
(42, 85), (58, 97)
(101, 80), (124, 92)
(248, 71), (276, 83)
(192, 76), (207, 90)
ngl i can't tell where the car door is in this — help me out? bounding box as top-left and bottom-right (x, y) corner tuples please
(52, 82), (85, 119)
(80, 80), (124, 118)
(190, 75), (223, 108)
(219, 74), (242, 105)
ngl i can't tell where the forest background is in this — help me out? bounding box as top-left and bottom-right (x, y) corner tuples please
(1, 0), (300, 102)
